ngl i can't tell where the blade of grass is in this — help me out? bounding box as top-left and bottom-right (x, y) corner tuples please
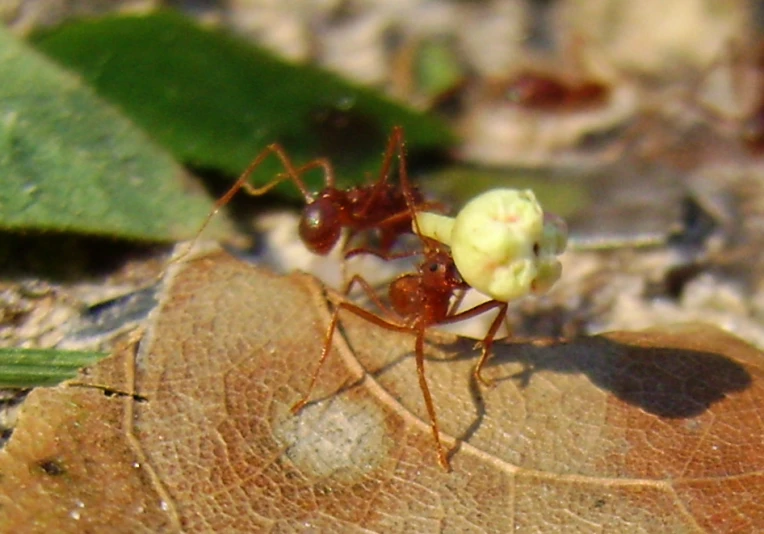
(0, 348), (107, 388)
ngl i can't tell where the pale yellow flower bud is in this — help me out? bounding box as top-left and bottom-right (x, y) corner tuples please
(415, 188), (567, 301)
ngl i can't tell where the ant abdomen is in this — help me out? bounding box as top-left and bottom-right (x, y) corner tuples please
(298, 198), (343, 255)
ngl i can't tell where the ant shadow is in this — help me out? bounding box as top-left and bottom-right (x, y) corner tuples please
(305, 331), (752, 464)
(477, 334), (753, 419)
(449, 333), (753, 459)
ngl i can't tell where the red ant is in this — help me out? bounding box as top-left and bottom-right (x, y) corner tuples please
(290, 143), (516, 472)
(191, 126), (442, 258)
(499, 71), (609, 111)
(189, 125), (514, 470)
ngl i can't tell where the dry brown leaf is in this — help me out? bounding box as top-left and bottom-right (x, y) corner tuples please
(0, 251), (762, 533)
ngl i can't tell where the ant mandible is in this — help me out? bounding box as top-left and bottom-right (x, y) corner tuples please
(190, 126), (441, 258)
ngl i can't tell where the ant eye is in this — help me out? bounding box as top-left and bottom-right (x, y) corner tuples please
(428, 263), (439, 272)
(533, 242), (540, 256)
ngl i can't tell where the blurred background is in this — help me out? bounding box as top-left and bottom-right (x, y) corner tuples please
(1, 0), (763, 353)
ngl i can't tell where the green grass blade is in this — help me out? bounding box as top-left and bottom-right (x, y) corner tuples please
(0, 348), (107, 388)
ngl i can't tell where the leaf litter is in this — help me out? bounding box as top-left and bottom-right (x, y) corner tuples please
(0, 249), (761, 532)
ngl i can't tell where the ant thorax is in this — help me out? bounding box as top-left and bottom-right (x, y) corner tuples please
(344, 186), (366, 207)
(387, 275), (423, 319)
(388, 266), (460, 326)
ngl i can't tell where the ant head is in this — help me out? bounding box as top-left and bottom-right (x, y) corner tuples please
(420, 240), (464, 291)
(299, 197), (342, 255)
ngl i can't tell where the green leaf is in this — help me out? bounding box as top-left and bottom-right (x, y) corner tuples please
(0, 24), (225, 241)
(0, 347), (106, 388)
(30, 11), (454, 196)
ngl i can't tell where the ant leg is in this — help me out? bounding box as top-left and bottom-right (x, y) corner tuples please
(377, 201), (449, 228)
(367, 127), (437, 258)
(392, 129), (433, 243)
(342, 249), (421, 308)
(414, 327), (450, 471)
(341, 275), (399, 321)
(438, 300), (510, 387)
(447, 288), (467, 316)
(290, 304), (342, 414)
(292, 284), (409, 413)
(374, 200), (449, 251)
(213, 144), (313, 216)
(337, 229), (358, 285)
(378, 200), (446, 226)
(269, 157), (337, 193)
(178, 144), (319, 266)
(472, 303), (509, 387)
(357, 126), (408, 218)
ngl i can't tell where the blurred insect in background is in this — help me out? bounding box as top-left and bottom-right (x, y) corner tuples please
(497, 71), (610, 112)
